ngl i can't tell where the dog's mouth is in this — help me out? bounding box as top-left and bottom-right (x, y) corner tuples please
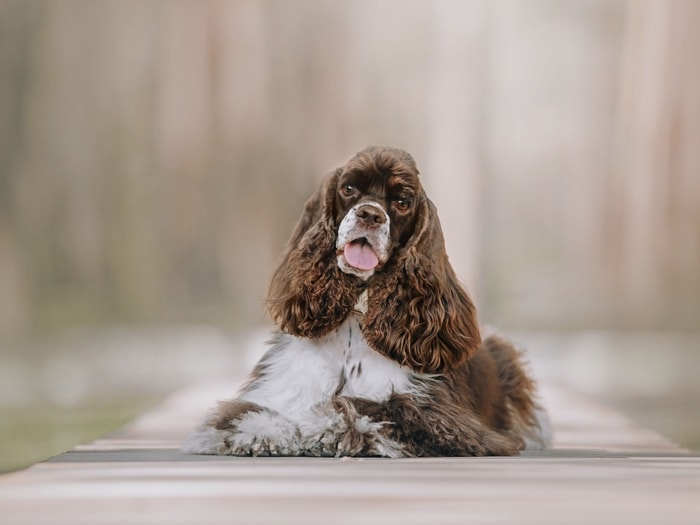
(339, 237), (379, 271)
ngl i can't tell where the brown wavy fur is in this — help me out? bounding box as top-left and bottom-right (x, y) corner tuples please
(363, 196), (480, 373)
(267, 169), (364, 338)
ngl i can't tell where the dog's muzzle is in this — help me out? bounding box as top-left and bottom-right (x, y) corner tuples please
(336, 202), (391, 279)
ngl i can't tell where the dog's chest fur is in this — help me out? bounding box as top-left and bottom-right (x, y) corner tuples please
(240, 314), (418, 417)
(329, 315), (416, 400)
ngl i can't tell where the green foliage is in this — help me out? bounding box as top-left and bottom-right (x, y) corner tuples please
(0, 396), (161, 473)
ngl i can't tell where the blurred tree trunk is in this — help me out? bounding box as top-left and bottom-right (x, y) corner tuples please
(608, 0), (700, 327)
(0, 1), (42, 337)
(426, 0), (487, 298)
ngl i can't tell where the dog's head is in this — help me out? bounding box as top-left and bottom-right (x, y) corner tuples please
(334, 147), (420, 279)
(268, 146), (480, 373)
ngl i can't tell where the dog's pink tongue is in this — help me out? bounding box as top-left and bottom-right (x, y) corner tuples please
(344, 241), (379, 271)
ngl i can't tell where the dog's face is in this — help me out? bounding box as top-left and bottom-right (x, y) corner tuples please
(333, 148), (421, 279)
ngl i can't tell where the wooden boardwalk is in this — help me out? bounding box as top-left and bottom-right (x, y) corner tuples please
(1, 376), (698, 525)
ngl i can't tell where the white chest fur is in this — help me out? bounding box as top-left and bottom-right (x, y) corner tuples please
(239, 315), (418, 417)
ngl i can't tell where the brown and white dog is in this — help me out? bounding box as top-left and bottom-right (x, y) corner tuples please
(183, 146), (550, 457)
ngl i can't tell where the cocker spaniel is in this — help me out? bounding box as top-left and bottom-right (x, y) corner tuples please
(183, 146), (551, 457)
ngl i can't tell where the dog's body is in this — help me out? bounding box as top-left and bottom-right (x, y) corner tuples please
(183, 146), (550, 457)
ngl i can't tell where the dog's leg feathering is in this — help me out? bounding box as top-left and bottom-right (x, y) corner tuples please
(182, 400), (303, 456)
(297, 398), (405, 457)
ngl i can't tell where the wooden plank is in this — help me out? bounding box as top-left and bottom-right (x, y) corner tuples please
(1, 377), (698, 525)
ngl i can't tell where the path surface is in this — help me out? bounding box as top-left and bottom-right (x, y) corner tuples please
(1, 374), (698, 524)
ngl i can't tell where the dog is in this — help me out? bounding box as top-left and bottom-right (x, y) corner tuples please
(183, 146), (550, 457)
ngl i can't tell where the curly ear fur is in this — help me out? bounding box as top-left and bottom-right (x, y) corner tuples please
(362, 195), (481, 374)
(267, 170), (364, 338)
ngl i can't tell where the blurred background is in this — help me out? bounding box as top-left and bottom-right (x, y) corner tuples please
(1, 0), (699, 471)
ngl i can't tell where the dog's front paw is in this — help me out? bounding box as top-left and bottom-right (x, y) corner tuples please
(297, 408), (350, 457)
(183, 410), (301, 456)
(302, 428), (345, 457)
(224, 433), (287, 457)
(299, 408), (404, 458)
(222, 410), (301, 456)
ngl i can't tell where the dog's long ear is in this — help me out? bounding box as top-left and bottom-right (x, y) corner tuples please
(267, 169), (363, 338)
(363, 194), (480, 374)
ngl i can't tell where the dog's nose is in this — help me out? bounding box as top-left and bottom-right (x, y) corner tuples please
(356, 204), (386, 226)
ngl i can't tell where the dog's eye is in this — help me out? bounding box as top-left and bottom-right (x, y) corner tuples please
(342, 184), (357, 196)
(394, 198), (411, 211)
